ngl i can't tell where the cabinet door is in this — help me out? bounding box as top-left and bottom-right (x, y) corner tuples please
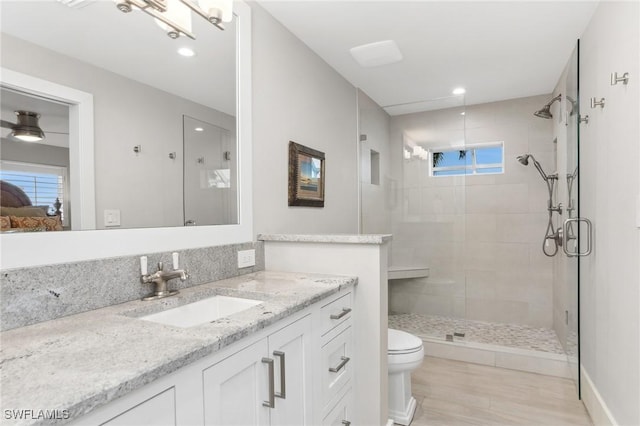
(203, 338), (270, 426)
(268, 315), (312, 426)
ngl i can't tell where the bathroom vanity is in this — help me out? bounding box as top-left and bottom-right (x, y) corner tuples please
(0, 271), (356, 426)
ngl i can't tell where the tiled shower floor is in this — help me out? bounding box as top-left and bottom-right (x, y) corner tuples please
(389, 313), (565, 354)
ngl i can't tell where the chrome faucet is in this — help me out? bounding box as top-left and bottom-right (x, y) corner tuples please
(140, 255), (188, 301)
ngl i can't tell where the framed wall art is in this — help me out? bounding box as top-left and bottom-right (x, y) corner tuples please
(288, 141), (325, 207)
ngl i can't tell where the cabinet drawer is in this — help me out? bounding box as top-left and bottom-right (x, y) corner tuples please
(101, 388), (176, 426)
(320, 292), (352, 336)
(322, 386), (353, 426)
(321, 326), (352, 410)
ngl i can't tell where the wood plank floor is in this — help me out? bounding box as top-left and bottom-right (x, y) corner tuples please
(409, 357), (593, 426)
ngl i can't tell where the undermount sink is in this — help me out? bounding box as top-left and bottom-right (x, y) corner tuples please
(139, 295), (263, 328)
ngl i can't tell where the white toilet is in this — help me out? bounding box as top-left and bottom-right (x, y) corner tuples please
(388, 328), (424, 425)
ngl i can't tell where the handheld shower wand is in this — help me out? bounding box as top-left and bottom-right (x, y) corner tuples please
(516, 154), (561, 257)
(516, 154), (548, 181)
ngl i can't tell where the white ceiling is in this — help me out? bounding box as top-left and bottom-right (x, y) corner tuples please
(0, 0), (236, 116)
(258, 1), (599, 115)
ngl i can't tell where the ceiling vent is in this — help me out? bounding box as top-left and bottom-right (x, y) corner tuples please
(56, 0), (92, 9)
(349, 40), (403, 68)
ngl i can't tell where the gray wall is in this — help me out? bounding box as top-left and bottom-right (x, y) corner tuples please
(0, 34), (235, 230)
(250, 2), (359, 235)
(358, 89), (392, 235)
(578, 1), (640, 424)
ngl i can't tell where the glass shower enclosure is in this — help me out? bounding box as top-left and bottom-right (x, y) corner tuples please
(360, 52), (585, 398)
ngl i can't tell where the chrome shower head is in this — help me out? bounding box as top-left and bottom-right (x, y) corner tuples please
(533, 94), (562, 120)
(534, 105), (553, 119)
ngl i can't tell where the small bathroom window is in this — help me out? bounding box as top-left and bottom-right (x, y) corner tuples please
(430, 142), (504, 177)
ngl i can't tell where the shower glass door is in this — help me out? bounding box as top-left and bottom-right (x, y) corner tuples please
(563, 42), (580, 394)
(384, 95), (468, 343)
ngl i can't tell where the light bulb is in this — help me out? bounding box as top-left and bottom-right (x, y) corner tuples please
(198, 0), (233, 22)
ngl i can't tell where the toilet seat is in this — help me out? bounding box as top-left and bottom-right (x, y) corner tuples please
(388, 328), (423, 354)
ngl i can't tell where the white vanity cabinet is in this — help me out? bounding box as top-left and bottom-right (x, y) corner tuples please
(71, 289), (352, 426)
(203, 315), (312, 426)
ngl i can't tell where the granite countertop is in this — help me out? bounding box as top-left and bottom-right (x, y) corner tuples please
(258, 233), (392, 244)
(0, 271), (357, 426)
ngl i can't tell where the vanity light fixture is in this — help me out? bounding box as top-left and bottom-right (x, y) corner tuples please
(452, 87), (466, 95)
(194, 127), (204, 132)
(9, 111), (45, 142)
(115, 0), (233, 40)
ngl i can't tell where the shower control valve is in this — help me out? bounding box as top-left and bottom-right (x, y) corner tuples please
(549, 202), (563, 215)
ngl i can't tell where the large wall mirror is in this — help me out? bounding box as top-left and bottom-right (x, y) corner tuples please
(0, 0), (253, 268)
(1, 0), (242, 230)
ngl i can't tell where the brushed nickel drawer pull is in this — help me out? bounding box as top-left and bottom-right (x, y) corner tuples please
(330, 308), (352, 320)
(262, 357), (275, 408)
(329, 356), (350, 373)
(273, 351), (286, 399)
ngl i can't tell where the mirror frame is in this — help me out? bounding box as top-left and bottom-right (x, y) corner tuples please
(0, 1), (252, 269)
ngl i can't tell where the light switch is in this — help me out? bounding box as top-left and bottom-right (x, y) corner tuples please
(104, 209), (121, 227)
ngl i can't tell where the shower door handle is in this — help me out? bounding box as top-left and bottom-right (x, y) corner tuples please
(562, 217), (593, 257)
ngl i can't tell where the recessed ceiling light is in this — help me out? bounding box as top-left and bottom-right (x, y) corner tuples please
(452, 87), (466, 95)
(460, 112), (466, 116)
(195, 127), (204, 132)
(178, 47), (195, 57)
(350, 40), (403, 68)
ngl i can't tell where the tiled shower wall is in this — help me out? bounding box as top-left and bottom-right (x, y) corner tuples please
(0, 241), (265, 331)
(389, 95), (556, 328)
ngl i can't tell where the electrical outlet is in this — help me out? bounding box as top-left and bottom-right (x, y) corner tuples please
(237, 249), (256, 268)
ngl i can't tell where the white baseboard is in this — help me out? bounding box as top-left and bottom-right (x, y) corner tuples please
(386, 419), (395, 426)
(580, 365), (618, 426)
